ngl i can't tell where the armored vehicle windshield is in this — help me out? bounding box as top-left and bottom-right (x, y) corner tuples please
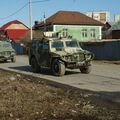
(51, 41), (64, 49)
(65, 41), (79, 47)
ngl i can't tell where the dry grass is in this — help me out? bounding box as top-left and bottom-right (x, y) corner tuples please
(0, 70), (119, 120)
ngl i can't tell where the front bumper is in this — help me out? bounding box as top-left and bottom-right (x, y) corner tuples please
(66, 61), (91, 69)
(0, 55), (14, 61)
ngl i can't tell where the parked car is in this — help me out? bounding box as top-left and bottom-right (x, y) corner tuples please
(29, 38), (94, 76)
(0, 41), (16, 62)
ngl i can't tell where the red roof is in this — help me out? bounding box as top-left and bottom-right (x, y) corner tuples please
(35, 11), (103, 28)
(0, 20), (29, 41)
(6, 29), (28, 41)
(0, 20), (29, 30)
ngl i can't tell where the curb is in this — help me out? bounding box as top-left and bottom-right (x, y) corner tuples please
(0, 67), (92, 94)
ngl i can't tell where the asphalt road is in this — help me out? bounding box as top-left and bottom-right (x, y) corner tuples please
(0, 56), (120, 104)
(0, 55), (120, 93)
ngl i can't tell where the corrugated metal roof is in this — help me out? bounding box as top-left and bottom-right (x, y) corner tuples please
(0, 20), (29, 30)
(35, 11), (103, 27)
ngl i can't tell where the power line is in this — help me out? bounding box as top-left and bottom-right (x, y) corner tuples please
(0, 0), (51, 20)
(0, 2), (29, 20)
(32, 0), (51, 3)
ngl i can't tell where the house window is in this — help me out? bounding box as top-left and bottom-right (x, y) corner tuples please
(90, 29), (96, 38)
(81, 29), (88, 38)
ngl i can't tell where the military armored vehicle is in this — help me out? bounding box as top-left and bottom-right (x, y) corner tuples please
(29, 37), (94, 76)
(0, 41), (16, 62)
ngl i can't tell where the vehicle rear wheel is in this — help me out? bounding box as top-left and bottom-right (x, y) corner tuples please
(31, 57), (40, 73)
(52, 60), (65, 76)
(80, 66), (91, 74)
(4, 59), (7, 62)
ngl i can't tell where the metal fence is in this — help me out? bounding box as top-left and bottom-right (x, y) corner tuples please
(80, 40), (120, 61)
(12, 43), (25, 55)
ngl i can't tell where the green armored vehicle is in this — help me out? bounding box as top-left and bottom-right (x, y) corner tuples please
(29, 38), (94, 76)
(0, 41), (16, 62)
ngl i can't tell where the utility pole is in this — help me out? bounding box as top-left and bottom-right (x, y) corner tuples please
(29, 0), (33, 40)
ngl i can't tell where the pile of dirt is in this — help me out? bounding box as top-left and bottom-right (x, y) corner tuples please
(0, 69), (119, 120)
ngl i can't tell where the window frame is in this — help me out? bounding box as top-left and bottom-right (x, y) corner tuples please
(90, 29), (96, 38)
(81, 29), (88, 38)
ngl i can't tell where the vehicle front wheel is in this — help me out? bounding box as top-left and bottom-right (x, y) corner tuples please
(80, 66), (91, 74)
(31, 57), (40, 73)
(51, 60), (65, 76)
(11, 56), (16, 63)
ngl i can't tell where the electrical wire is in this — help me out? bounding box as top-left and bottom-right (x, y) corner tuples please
(0, 0), (51, 20)
(0, 2), (29, 20)
(32, 0), (51, 3)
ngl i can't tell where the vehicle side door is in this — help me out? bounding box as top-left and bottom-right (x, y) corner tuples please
(38, 40), (50, 67)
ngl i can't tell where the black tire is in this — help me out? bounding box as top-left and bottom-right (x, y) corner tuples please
(31, 57), (40, 73)
(11, 56), (16, 63)
(51, 60), (65, 76)
(4, 59), (7, 62)
(80, 66), (91, 74)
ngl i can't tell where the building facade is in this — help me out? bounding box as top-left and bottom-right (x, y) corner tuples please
(114, 14), (120, 22)
(34, 11), (103, 41)
(86, 11), (110, 23)
(54, 25), (102, 41)
(0, 20), (29, 54)
(0, 20), (29, 42)
(102, 21), (120, 39)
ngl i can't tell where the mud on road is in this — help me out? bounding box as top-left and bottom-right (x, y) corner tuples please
(0, 69), (120, 120)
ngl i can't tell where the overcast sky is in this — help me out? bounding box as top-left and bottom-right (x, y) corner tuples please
(0, 0), (119, 27)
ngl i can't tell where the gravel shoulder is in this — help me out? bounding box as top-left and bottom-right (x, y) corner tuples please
(0, 69), (120, 120)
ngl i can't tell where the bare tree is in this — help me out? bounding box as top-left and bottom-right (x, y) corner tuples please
(21, 30), (44, 54)
(21, 30), (44, 45)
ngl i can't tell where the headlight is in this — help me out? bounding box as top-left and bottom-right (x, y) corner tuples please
(63, 55), (72, 61)
(11, 51), (15, 55)
(85, 54), (91, 60)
